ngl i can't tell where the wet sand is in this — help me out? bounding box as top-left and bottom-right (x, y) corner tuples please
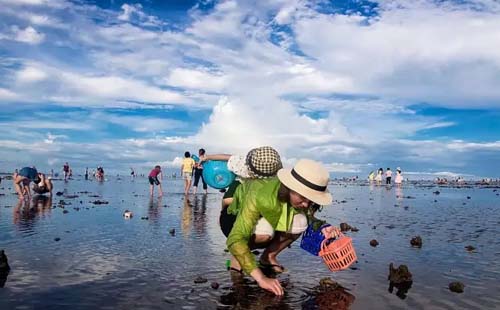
(1, 178), (499, 309)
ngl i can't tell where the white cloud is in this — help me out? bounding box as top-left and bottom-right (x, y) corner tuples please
(17, 66), (48, 83)
(0, 0), (499, 177)
(100, 114), (187, 133)
(165, 68), (228, 91)
(118, 3), (163, 27)
(60, 72), (186, 104)
(0, 88), (18, 100)
(292, 2), (500, 107)
(12, 25), (45, 44)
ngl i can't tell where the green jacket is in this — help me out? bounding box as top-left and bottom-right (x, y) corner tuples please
(226, 178), (300, 274)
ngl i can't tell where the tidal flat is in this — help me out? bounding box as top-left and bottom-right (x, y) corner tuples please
(1, 177), (499, 309)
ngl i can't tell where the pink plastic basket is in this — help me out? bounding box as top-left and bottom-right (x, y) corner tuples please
(318, 230), (357, 271)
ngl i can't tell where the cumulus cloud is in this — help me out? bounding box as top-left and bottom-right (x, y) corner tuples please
(165, 68), (228, 91)
(16, 66), (48, 83)
(0, 88), (19, 100)
(118, 3), (164, 27)
(0, 0), (499, 177)
(12, 25), (45, 44)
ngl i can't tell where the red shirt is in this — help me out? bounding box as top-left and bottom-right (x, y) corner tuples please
(149, 168), (161, 178)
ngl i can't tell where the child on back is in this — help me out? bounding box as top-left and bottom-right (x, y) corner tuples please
(148, 165), (163, 196)
(181, 152), (196, 195)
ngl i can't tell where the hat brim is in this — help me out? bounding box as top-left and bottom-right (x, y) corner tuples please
(277, 169), (332, 206)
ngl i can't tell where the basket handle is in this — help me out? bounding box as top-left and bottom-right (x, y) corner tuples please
(320, 227), (344, 251)
(322, 225), (342, 239)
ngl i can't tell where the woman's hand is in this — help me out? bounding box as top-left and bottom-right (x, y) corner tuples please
(251, 268), (284, 296)
(321, 225), (340, 240)
(257, 276), (284, 296)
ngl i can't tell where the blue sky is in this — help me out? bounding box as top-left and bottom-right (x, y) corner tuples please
(0, 0), (499, 179)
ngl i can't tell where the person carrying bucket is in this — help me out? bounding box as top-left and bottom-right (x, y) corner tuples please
(192, 148), (208, 194)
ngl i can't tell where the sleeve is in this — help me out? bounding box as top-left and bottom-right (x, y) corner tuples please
(223, 180), (241, 199)
(226, 187), (262, 275)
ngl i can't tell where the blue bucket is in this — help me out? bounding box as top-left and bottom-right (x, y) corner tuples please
(300, 223), (331, 256)
(202, 160), (236, 189)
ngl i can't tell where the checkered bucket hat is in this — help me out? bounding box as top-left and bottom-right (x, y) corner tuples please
(246, 146), (282, 178)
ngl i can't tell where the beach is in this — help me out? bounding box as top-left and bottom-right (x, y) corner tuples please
(1, 177), (499, 309)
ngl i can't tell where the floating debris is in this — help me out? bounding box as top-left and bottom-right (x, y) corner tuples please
(339, 223), (352, 232)
(388, 263), (413, 299)
(194, 276), (207, 284)
(319, 277), (340, 289)
(449, 281), (465, 293)
(62, 210), (69, 214)
(92, 200), (109, 205)
(55, 191), (64, 196)
(465, 245), (475, 252)
(211, 282), (219, 289)
(410, 236), (422, 248)
(369, 240), (379, 247)
(433, 191), (440, 195)
(54, 237), (61, 242)
(305, 278), (355, 309)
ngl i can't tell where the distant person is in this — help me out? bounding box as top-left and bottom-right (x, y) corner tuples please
(181, 151), (196, 195)
(63, 162), (70, 181)
(394, 167), (403, 186)
(96, 166), (104, 181)
(192, 148), (208, 194)
(32, 172), (53, 195)
(385, 168), (392, 185)
(375, 168), (383, 185)
(13, 167), (38, 200)
(85, 167), (89, 180)
(130, 167), (136, 179)
(148, 165), (163, 196)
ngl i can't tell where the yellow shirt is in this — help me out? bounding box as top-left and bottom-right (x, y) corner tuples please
(182, 158), (195, 173)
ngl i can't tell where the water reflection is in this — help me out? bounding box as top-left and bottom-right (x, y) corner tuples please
(181, 198), (192, 237)
(219, 272), (290, 309)
(388, 280), (413, 300)
(192, 194), (207, 235)
(395, 186), (404, 206)
(13, 195), (52, 232)
(147, 196), (162, 222)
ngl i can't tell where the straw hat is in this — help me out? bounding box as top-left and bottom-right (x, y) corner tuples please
(227, 146), (282, 179)
(277, 159), (332, 205)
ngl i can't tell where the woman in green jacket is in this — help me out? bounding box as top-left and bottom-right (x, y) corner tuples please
(227, 159), (333, 296)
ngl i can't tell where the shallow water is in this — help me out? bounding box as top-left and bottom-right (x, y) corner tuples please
(1, 178), (499, 309)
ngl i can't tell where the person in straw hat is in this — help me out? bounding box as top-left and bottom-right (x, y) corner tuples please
(226, 158), (334, 296)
